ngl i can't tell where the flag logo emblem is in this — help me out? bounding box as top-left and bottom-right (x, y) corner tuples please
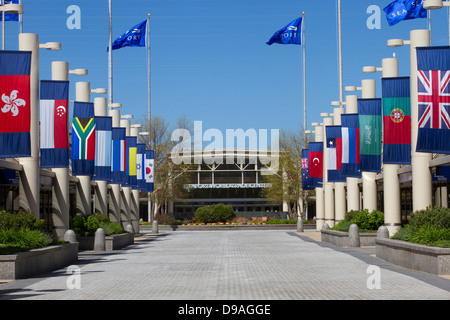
(1, 90), (26, 117)
(390, 108), (405, 123)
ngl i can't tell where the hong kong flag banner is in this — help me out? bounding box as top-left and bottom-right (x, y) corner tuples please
(0, 51), (31, 158)
(416, 46), (450, 154)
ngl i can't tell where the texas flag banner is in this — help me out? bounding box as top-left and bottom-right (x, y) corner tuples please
(39, 80), (69, 168)
(382, 76), (411, 164)
(93, 116), (112, 181)
(341, 114), (361, 178)
(136, 143), (146, 190)
(358, 99), (382, 172)
(126, 136), (138, 187)
(308, 142), (323, 179)
(111, 127), (127, 184)
(145, 150), (154, 192)
(326, 126), (346, 182)
(416, 46), (450, 154)
(71, 102), (96, 176)
(0, 51), (31, 158)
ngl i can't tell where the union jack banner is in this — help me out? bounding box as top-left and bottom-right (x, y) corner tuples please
(416, 46), (450, 154)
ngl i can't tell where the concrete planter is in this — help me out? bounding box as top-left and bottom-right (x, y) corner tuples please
(375, 238), (450, 276)
(0, 243), (79, 280)
(321, 229), (377, 247)
(77, 232), (134, 251)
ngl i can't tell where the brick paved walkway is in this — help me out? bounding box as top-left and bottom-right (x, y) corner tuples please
(0, 230), (449, 300)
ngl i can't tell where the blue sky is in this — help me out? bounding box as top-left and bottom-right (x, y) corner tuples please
(3, 1), (450, 138)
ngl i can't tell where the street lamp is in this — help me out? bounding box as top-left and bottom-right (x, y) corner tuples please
(423, 0), (450, 45)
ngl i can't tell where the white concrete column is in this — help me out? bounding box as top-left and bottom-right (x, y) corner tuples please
(17, 33), (40, 218)
(94, 97), (109, 215)
(381, 57), (402, 235)
(314, 124), (324, 230)
(323, 117), (335, 227)
(410, 29), (433, 212)
(345, 94), (361, 212)
(108, 108), (121, 225)
(75, 82), (92, 215)
(333, 107), (346, 223)
(50, 61), (70, 239)
(120, 118), (132, 229)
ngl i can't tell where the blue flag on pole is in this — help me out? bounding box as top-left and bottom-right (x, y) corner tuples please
(93, 116), (112, 181)
(111, 127), (127, 184)
(416, 46), (450, 154)
(110, 19), (147, 50)
(0, 0), (19, 22)
(341, 114), (361, 178)
(266, 16), (302, 45)
(384, 0), (427, 26)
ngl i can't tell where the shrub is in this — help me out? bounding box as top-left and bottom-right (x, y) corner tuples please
(0, 229), (52, 250)
(330, 209), (384, 232)
(69, 214), (125, 236)
(409, 206), (450, 233)
(100, 222), (125, 236)
(0, 210), (44, 231)
(195, 204), (236, 223)
(409, 225), (450, 247)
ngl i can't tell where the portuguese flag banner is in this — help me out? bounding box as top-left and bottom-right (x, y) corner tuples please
(382, 77), (411, 164)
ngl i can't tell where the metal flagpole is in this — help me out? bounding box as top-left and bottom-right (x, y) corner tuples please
(108, 0), (113, 106)
(146, 13), (153, 224)
(2, 0), (5, 50)
(19, 0), (22, 33)
(337, 0), (343, 104)
(302, 12), (306, 133)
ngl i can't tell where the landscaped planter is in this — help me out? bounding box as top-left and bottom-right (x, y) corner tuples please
(375, 238), (450, 276)
(0, 243), (79, 280)
(77, 232), (134, 251)
(321, 229), (377, 247)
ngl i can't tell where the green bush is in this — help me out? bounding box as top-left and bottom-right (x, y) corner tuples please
(69, 214), (124, 237)
(0, 210), (44, 231)
(409, 206), (450, 233)
(330, 209), (384, 232)
(195, 204), (236, 223)
(0, 229), (52, 252)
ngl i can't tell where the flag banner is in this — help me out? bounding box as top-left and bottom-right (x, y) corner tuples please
(384, 0), (427, 26)
(358, 99), (382, 172)
(145, 150), (154, 192)
(0, 51), (31, 158)
(416, 46), (450, 154)
(93, 116), (112, 181)
(126, 136), (138, 187)
(341, 114), (361, 178)
(71, 102), (96, 176)
(308, 142), (323, 179)
(136, 143), (146, 190)
(39, 80), (69, 168)
(301, 149), (321, 190)
(110, 19), (147, 51)
(266, 16), (302, 46)
(382, 77), (412, 164)
(111, 127), (127, 184)
(326, 126), (346, 182)
(0, 0), (19, 22)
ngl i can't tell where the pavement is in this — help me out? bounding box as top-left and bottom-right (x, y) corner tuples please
(0, 229), (449, 301)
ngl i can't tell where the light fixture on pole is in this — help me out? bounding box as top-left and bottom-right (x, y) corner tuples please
(423, 0), (450, 45)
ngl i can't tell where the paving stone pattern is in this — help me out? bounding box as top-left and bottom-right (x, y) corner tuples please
(0, 230), (449, 300)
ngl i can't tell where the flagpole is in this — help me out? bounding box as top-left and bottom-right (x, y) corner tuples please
(146, 13), (153, 224)
(108, 0), (113, 106)
(302, 12), (306, 134)
(19, 0), (22, 33)
(2, 0), (5, 50)
(337, 0), (343, 104)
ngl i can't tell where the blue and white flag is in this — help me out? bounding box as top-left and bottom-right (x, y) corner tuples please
(145, 150), (154, 192)
(93, 116), (112, 181)
(136, 143), (146, 190)
(326, 126), (346, 183)
(111, 127), (127, 184)
(110, 19), (147, 50)
(384, 0), (427, 26)
(340, 114), (361, 178)
(266, 16), (302, 46)
(0, 0), (19, 22)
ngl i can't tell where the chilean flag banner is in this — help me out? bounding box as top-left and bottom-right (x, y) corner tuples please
(416, 46), (450, 154)
(71, 102), (96, 176)
(126, 136), (138, 187)
(326, 126), (345, 182)
(358, 99), (382, 172)
(382, 76), (411, 164)
(145, 150), (154, 192)
(111, 127), (127, 184)
(341, 114), (361, 177)
(93, 116), (112, 181)
(0, 51), (31, 158)
(40, 80), (69, 168)
(308, 142), (323, 179)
